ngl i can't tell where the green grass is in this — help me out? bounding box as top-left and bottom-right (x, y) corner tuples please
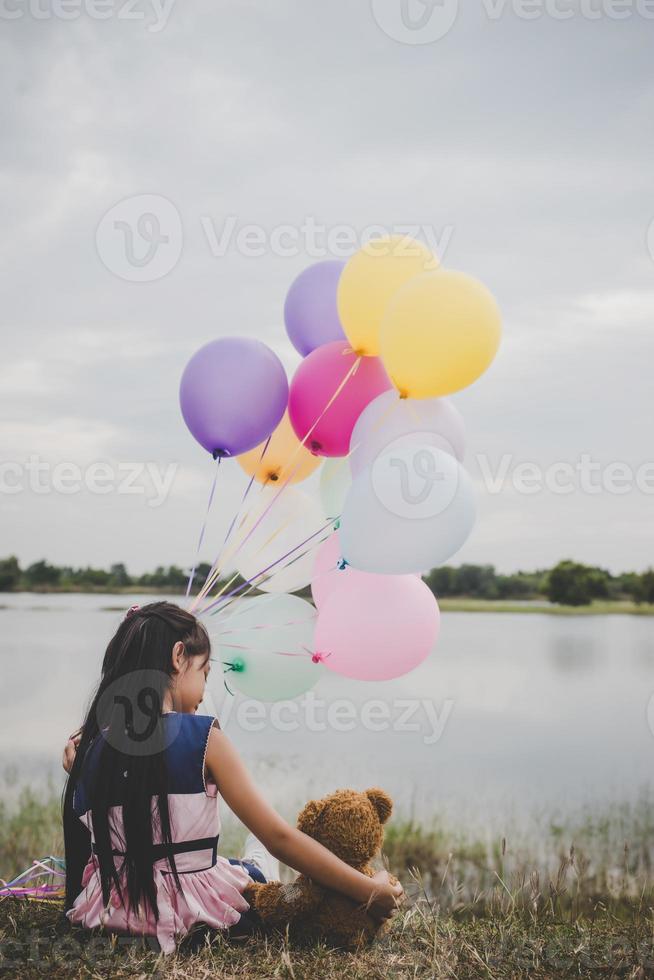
(0, 780), (64, 882)
(3, 784), (654, 976)
(439, 598), (654, 615)
(5, 593), (654, 615)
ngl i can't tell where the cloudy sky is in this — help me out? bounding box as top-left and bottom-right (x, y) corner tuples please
(1, 0), (653, 576)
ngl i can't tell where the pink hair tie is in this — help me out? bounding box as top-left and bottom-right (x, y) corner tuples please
(125, 604), (141, 620)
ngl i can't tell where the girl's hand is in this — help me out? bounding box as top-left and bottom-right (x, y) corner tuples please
(62, 729), (82, 774)
(366, 870), (404, 922)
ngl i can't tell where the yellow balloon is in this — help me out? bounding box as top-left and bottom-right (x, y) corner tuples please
(380, 270), (502, 398)
(337, 235), (438, 356)
(237, 410), (322, 485)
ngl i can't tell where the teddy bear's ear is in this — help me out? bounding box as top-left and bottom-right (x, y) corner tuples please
(297, 798), (324, 836)
(365, 788), (393, 824)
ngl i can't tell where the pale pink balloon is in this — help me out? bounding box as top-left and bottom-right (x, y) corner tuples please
(312, 532), (420, 609)
(288, 341), (391, 458)
(314, 575), (440, 681)
(312, 532), (361, 608)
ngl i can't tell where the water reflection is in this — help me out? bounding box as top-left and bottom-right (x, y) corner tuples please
(548, 633), (599, 672)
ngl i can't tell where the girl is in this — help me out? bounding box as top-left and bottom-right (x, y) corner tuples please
(62, 601), (403, 953)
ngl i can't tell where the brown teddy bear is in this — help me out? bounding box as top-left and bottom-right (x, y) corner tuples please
(243, 787), (398, 950)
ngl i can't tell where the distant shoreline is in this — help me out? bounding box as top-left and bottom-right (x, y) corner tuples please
(0, 586), (176, 595)
(438, 598), (654, 615)
(1, 589), (653, 615)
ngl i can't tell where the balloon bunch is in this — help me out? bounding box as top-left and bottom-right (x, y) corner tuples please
(179, 235), (501, 699)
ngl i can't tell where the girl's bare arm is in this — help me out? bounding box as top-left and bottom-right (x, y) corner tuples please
(204, 727), (403, 919)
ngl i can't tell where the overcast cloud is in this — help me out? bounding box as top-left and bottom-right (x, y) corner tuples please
(1, 0), (653, 575)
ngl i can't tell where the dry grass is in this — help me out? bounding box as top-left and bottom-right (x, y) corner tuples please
(3, 785), (654, 977)
(2, 887), (654, 978)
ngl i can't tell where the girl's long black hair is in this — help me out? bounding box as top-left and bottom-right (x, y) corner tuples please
(62, 601), (211, 921)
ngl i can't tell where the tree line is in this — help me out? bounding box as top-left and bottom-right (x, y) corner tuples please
(0, 558), (203, 593)
(423, 561), (654, 606)
(0, 555), (652, 606)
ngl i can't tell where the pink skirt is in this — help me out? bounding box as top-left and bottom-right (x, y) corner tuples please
(67, 854), (254, 954)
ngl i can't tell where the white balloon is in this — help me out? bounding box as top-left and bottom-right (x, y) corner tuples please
(233, 485), (327, 593)
(349, 390), (466, 478)
(340, 441), (476, 574)
(213, 594), (323, 701)
(319, 457), (352, 521)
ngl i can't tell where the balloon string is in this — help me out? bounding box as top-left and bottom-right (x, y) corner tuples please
(211, 535), (330, 621)
(234, 516), (335, 593)
(195, 450), (306, 605)
(0, 858), (66, 900)
(200, 519), (333, 618)
(200, 519), (334, 618)
(195, 356), (361, 602)
(215, 617), (316, 634)
(196, 506), (303, 613)
(3, 858), (64, 887)
(212, 588), (291, 630)
(223, 518), (334, 607)
(185, 455), (222, 599)
(222, 661), (243, 697)
(204, 450), (306, 587)
(220, 643), (313, 658)
(191, 436), (273, 609)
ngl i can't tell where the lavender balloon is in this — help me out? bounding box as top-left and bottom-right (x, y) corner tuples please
(179, 338), (288, 458)
(284, 260), (347, 356)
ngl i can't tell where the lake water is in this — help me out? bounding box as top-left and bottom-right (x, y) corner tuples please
(2, 593), (653, 834)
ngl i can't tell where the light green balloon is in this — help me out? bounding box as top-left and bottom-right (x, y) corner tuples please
(214, 594), (324, 702)
(319, 458), (352, 521)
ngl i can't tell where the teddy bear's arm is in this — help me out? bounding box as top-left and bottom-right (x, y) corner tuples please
(245, 879), (324, 928)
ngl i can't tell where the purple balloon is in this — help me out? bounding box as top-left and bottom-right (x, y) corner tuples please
(284, 260), (347, 356)
(179, 338), (288, 458)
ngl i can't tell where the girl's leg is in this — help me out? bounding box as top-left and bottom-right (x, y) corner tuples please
(241, 832), (280, 882)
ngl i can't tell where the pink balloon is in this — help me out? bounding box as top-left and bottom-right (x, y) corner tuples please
(312, 532), (420, 609)
(314, 575), (440, 681)
(288, 341), (391, 457)
(312, 532), (365, 608)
